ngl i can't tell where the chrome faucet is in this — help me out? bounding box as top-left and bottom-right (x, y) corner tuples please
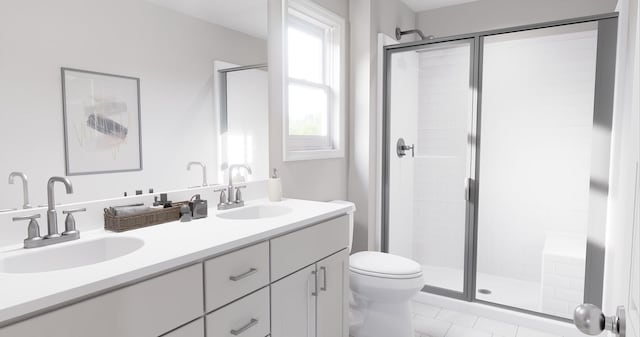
(8, 172), (31, 209)
(215, 164), (252, 210)
(11, 176), (81, 249)
(46, 177), (73, 238)
(187, 161), (208, 187)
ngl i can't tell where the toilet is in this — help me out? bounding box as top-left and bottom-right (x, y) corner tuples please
(331, 201), (425, 337)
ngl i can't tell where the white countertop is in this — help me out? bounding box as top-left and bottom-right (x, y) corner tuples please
(0, 198), (352, 326)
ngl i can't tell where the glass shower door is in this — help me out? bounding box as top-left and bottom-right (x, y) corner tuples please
(385, 39), (475, 295)
(475, 22), (602, 319)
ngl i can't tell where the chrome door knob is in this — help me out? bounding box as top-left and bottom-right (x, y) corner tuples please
(574, 304), (626, 337)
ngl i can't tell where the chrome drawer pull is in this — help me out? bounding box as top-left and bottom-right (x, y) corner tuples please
(311, 270), (318, 296)
(320, 266), (327, 291)
(229, 268), (257, 281)
(230, 318), (258, 335)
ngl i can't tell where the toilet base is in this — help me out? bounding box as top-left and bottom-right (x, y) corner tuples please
(350, 296), (414, 337)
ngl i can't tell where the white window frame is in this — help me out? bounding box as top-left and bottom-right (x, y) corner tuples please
(282, 0), (346, 161)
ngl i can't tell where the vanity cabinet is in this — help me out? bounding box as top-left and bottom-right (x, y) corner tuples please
(271, 215), (349, 337)
(204, 241), (270, 312)
(316, 250), (349, 337)
(0, 264), (204, 337)
(206, 287), (270, 337)
(271, 250), (348, 337)
(161, 319), (205, 337)
(0, 214), (350, 337)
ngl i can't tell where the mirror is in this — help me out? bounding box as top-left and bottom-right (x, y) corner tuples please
(0, 0), (269, 211)
(215, 62), (270, 183)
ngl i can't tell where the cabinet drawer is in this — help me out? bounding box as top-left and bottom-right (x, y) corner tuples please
(0, 264), (203, 337)
(204, 241), (269, 311)
(271, 215), (349, 281)
(162, 318), (205, 337)
(206, 287), (270, 337)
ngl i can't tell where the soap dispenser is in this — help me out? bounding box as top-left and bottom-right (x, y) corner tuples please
(268, 168), (282, 202)
(189, 194), (208, 219)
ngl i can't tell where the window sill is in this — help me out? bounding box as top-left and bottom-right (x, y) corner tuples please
(283, 148), (344, 162)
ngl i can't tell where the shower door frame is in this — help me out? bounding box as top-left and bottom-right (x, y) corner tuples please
(381, 12), (619, 321)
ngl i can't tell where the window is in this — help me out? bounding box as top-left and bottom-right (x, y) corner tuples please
(283, 0), (345, 161)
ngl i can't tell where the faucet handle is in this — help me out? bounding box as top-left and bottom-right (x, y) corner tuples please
(234, 185), (247, 203)
(12, 214), (42, 243)
(214, 187), (227, 205)
(62, 208), (85, 235)
(63, 208), (87, 215)
(12, 214), (41, 222)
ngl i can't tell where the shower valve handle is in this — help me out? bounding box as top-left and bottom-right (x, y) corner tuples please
(397, 138), (415, 158)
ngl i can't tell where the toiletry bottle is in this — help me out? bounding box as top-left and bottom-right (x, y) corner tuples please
(268, 168), (282, 202)
(189, 194), (208, 219)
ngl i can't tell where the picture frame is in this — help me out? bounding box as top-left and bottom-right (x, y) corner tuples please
(61, 68), (143, 176)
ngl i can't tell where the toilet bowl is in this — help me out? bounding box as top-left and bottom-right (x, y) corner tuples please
(349, 251), (424, 337)
(329, 200), (424, 337)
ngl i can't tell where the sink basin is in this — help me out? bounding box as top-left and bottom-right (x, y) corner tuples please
(217, 205), (292, 220)
(0, 237), (144, 274)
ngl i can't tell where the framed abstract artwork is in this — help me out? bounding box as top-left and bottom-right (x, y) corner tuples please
(61, 68), (142, 175)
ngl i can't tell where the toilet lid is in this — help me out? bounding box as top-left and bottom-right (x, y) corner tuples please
(350, 251), (422, 278)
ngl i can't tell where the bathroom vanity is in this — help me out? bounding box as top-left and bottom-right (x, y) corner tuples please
(0, 199), (351, 337)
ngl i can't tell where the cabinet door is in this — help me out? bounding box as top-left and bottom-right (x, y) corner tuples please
(206, 287), (270, 337)
(270, 215), (349, 281)
(161, 319), (205, 337)
(271, 264), (317, 337)
(316, 249), (348, 337)
(0, 264), (203, 337)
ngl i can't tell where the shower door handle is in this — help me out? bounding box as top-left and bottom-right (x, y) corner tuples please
(465, 178), (474, 202)
(397, 138), (414, 158)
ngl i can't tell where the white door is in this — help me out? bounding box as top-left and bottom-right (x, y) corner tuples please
(316, 250), (349, 337)
(271, 264), (317, 337)
(628, 182), (639, 337)
(574, 167), (640, 337)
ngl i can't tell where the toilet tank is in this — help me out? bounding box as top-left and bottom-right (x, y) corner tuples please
(329, 200), (356, 253)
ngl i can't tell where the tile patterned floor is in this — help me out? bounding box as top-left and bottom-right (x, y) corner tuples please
(412, 302), (563, 337)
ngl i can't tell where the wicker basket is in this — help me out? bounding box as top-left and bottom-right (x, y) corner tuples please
(104, 202), (187, 232)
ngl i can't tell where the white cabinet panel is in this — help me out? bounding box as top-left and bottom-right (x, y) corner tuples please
(271, 215), (348, 281)
(205, 241), (270, 311)
(162, 319), (205, 337)
(271, 264), (317, 337)
(0, 264), (203, 337)
(317, 250), (348, 337)
(206, 287), (270, 337)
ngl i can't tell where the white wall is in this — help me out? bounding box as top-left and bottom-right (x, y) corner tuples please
(0, 0), (266, 209)
(603, 0), (639, 331)
(348, 0), (416, 252)
(268, 0), (349, 203)
(415, 0), (618, 38)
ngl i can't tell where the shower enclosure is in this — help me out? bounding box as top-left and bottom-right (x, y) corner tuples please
(382, 13), (618, 320)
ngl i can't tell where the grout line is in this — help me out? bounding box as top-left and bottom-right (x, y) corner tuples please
(443, 322), (453, 337)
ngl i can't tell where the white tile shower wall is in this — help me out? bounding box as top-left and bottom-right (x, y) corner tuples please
(409, 43), (472, 282)
(0, 180), (268, 248)
(540, 235), (586, 318)
(476, 25), (598, 284)
(387, 47), (419, 257)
